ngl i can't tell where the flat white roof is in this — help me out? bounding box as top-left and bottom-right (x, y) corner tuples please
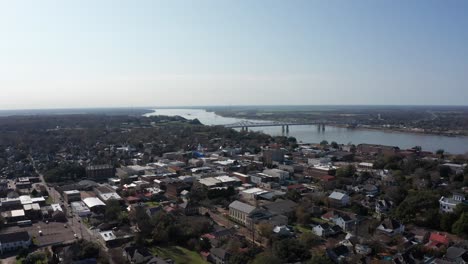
(11, 209), (25, 217)
(19, 195), (32, 205)
(215, 176), (240, 183)
(64, 190), (81, 195)
(232, 172), (248, 178)
(242, 188), (268, 194)
(83, 197), (106, 208)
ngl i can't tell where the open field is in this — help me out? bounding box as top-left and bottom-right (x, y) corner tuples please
(151, 246), (207, 264)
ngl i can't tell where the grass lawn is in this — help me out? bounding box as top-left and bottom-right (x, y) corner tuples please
(311, 217), (327, 224)
(45, 196), (54, 205)
(294, 224), (312, 234)
(145, 201), (160, 207)
(151, 246), (208, 264)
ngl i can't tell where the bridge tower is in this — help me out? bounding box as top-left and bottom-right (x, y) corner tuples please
(286, 125), (289, 133)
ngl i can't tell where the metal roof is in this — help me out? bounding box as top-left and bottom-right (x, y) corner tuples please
(229, 200), (256, 214)
(83, 197), (106, 208)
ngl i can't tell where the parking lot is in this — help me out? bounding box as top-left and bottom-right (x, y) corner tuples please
(0, 221), (77, 247)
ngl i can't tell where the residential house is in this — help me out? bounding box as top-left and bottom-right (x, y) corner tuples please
(273, 225), (294, 237)
(327, 245), (350, 263)
(377, 219), (405, 237)
(439, 192), (466, 213)
(425, 232), (450, 250)
(209, 248), (230, 264)
(375, 199), (393, 215)
(312, 223), (341, 237)
(442, 246), (468, 264)
(333, 213), (356, 233)
(123, 246), (154, 264)
(328, 191), (350, 208)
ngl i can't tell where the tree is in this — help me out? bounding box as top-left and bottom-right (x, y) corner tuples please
(436, 149), (445, 157)
(320, 140), (328, 146)
(308, 254), (333, 264)
(335, 165), (356, 178)
(452, 212), (468, 238)
(78, 241), (100, 260)
(31, 189), (39, 197)
(272, 238), (311, 262)
(295, 206), (312, 225)
(394, 191), (439, 225)
(257, 222), (273, 239)
(23, 252), (47, 264)
(330, 141), (339, 149)
(105, 200), (122, 222)
(440, 213), (458, 232)
(299, 232), (322, 248)
(439, 165), (451, 178)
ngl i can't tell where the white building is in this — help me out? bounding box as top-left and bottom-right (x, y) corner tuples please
(440, 192), (466, 213)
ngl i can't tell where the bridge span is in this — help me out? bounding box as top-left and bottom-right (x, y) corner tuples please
(223, 120), (327, 132)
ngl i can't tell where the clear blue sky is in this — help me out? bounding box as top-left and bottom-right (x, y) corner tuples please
(0, 0), (467, 109)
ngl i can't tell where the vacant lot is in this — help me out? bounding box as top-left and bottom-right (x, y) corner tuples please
(151, 246), (207, 264)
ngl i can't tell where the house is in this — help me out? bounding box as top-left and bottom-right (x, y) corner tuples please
(328, 191), (350, 208)
(439, 192), (466, 213)
(332, 214), (356, 233)
(123, 246), (154, 264)
(178, 200), (199, 216)
(362, 184), (379, 196)
(209, 248), (230, 264)
(425, 232), (450, 249)
(312, 223), (341, 237)
(0, 231), (31, 255)
(327, 244), (350, 263)
(443, 246), (468, 263)
(375, 199), (393, 215)
(273, 225), (294, 237)
(229, 201), (257, 226)
(377, 219), (405, 237)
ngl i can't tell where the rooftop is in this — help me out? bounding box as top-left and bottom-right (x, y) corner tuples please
(0, 231), (30, 244)
(229, 200), (256, 214)
(83, 197), (106, 208)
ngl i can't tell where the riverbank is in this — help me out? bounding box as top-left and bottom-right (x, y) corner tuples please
(213, 111), (468, 137)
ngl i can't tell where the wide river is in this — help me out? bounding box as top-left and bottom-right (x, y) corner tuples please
(146, 109), (468, 154)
